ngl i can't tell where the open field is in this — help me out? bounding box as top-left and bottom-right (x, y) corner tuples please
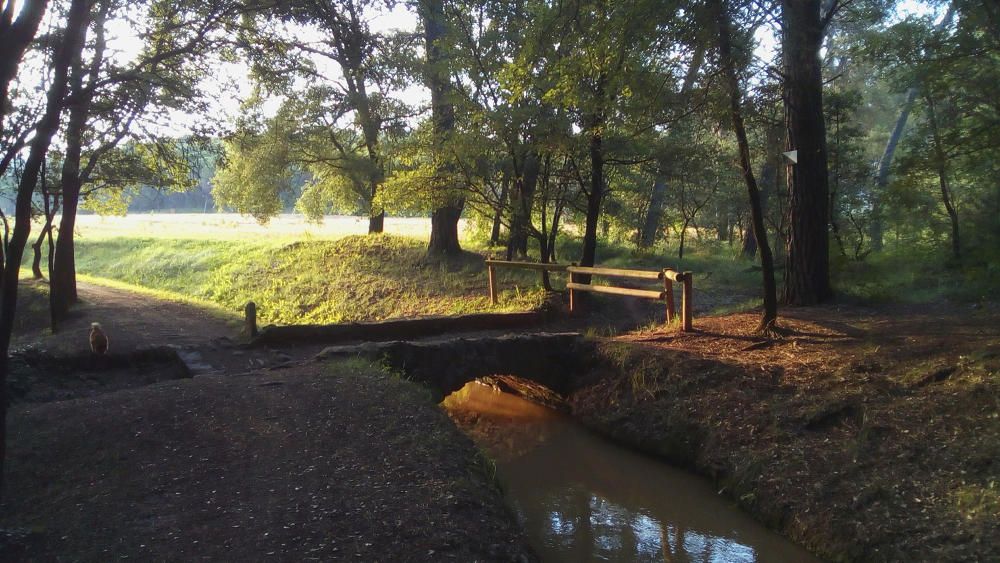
(73, 213), (471, 241)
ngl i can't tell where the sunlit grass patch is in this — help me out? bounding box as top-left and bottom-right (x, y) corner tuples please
(77, 274), (242, 326)
(75, 234), (546, 326)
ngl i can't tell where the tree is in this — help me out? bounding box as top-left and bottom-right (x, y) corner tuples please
(868, 5), (955, 251)
(49, 0), (246, 322)
(781, 0), (835, 305)
(713, 0), (778, 330)
(0, 0), (90, 498)
(245, 0), (416, 233)
(420, 0), (465, 256)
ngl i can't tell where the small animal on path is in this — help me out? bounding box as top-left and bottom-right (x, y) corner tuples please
(89, 322), (109, 355)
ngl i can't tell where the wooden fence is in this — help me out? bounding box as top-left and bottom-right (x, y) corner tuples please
(485, 260), (693, 331)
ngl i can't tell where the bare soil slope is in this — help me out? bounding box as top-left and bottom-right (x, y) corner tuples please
(572, 303), (1000, 561)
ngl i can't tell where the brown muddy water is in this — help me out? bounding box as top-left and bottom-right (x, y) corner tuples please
(443, 380), (821, 562)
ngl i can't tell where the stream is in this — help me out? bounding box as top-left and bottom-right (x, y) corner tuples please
(443, 380), (821, 562)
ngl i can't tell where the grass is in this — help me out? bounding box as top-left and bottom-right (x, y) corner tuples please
(833, 244), (1000, 305)
(67, 213), (998, 328)
(74, 234), (547, 325)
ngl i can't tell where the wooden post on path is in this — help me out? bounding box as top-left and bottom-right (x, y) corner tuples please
(663, 271), (675, 324)
(568, 263), (577, 313)
(681, 272), (693, 332)
(487, 264), (497, 305)
(245, 301), (258, 338)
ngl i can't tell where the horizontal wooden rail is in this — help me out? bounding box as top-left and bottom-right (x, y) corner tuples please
(566, 265), (663, 280)
(484, 260), (568, 272)
(486, 260), (568, 305)
(566, 283), (665, 300)
(484, 259), (694, 332)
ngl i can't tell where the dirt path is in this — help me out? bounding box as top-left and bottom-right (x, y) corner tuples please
(3, 281), (536, 561)
(17, 281), (239, 354)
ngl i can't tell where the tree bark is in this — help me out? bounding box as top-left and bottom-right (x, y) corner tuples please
(781, 0), (832, 305)
(428, 204), (463, 255)
(0, 0), (90, 500)
(422, 0), (464, 256)
(489, 171), (508, 246)
(639, 177), (667, 248)
(32, 198), (58, 281)
(506, 151), (539, 259)
(578, 107), (606, 283)
(870, 87), (917, 252)
(678, 218), (689, 260)
(349, 69), (385, 235)
(715, 0), (778, 329)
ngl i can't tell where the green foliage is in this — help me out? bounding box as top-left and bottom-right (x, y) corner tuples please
(82, 140), (199, 216)
(834, 244), (1000, 305)
(211, 124), (296, 223)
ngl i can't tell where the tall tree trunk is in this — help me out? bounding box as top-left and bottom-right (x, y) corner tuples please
(678, 219), (689, 260)
(32, 165), (57, 280)
(0, 0), (50, 139)
(781, 0), (832, 305)
(32, 210), (57, 282)
(352, 80), (385, 235)
(51, 5), (108, 322)
(715, 0), (778, 329)
(870, 87), (917, 252)
(741, 221), (757, 258)
(50, 65), (90, 321)
(925, 96), (961, 260)
(0, 0), (89, 500)
(428, 205), (463, 255)
(639, 177), (667, 248)
(578, 109), (605, 283)
(489, 172), (508, 246)
(421, 0), (464, 256)
(506, 151), (539, 259)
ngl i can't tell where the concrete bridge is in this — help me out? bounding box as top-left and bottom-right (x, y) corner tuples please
(314, 332), (590, 400)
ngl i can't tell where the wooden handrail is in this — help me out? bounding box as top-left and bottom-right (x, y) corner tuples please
(485, 259), (693, 332)
(566, 265), (662, 280)
(566, 283), (665, 299)
(486, 260), (568, 305)
(484, 260), (568, 271)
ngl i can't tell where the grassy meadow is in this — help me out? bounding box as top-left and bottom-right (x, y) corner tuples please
(60, 213), (998, 327)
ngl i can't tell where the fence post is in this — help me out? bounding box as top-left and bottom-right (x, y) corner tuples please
(663, 271), (675, 324)
(681, 272), (693, 332)
(488, 264), (497, 305)
(568, 262), (577, 313)
(245, 301), (258, 338)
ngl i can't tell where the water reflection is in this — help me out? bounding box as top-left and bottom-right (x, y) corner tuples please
(444, 381), (820, 563)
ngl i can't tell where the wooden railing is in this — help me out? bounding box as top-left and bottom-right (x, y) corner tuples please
(485, 260), (568, 306)
(485, 260), (693, 331)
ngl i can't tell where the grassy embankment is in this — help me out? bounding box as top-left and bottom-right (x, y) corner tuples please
(67, 225), (998, 328)
(574, 307), (1000, 561)
(73, 235), (548, 326)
